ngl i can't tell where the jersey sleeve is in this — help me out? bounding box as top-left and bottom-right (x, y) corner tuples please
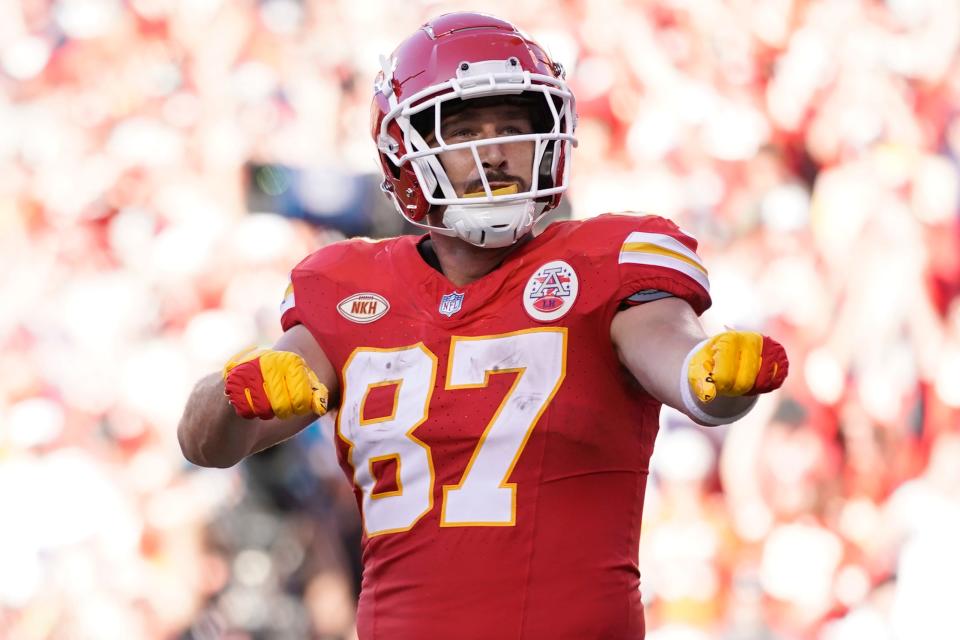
(278, 242), (343, 332)
(277, 237), (383, 334)
(586, 214), (712, 316)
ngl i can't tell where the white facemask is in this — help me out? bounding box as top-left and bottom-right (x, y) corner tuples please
(376, 58), (577, 247)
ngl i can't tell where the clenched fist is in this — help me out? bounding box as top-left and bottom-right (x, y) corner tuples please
(687, 331), (788, 403)
(223, 347), (329, 420)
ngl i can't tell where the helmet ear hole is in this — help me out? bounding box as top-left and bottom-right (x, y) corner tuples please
(383, 158), (400, 179)
(537, 142), (556, 190)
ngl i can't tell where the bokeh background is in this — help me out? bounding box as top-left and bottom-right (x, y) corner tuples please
(2, 0), (959, 638)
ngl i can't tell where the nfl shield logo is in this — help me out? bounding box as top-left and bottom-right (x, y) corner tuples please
(438, 291), (465, 317)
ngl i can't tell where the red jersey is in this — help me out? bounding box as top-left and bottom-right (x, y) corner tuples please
(281, 213), (711, 639)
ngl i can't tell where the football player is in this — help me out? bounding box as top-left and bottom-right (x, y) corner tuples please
(178, 12), (788, 639)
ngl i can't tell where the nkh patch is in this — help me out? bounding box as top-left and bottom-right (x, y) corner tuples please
(523, 260), (579, 322)
(337, 292), (390, 323)
(438, 291), (465, 317)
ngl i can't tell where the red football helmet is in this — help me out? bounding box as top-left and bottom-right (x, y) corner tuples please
(371, 12), (577, 247)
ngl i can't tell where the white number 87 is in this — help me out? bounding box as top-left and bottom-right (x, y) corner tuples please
(337, 328), (567, 537)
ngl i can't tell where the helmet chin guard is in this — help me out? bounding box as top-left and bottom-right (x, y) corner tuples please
(370, 13), (578, 248)
(441, 200), (542, 248)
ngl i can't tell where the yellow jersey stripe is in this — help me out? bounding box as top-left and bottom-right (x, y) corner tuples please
(620, 242), (707, 274)
(280, 283), (296, 315)
(618, 252), (710, 291)
(620, 230), (702, 261)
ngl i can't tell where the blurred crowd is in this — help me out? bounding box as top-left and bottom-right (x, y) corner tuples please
(1, 0), (958, 638)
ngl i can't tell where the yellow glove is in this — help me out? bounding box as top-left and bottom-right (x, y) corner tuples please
(687, 331), (788, 403)
(223, 347), (329, 420)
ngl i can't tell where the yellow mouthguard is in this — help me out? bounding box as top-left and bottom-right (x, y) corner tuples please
(464, 184), (519, 198)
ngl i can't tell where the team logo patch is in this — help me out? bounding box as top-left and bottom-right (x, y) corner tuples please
(438, 291), (465, 317)
(523, 260), (579, 322)
(337, 293), (390, 324)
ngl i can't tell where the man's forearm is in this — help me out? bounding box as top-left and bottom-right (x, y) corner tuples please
(178, 372), (320, 468)
(178, 373), (261, 468)
(610, 299), (767, 426)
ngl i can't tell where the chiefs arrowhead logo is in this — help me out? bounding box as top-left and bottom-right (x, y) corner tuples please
(337, 293), (390, 324)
